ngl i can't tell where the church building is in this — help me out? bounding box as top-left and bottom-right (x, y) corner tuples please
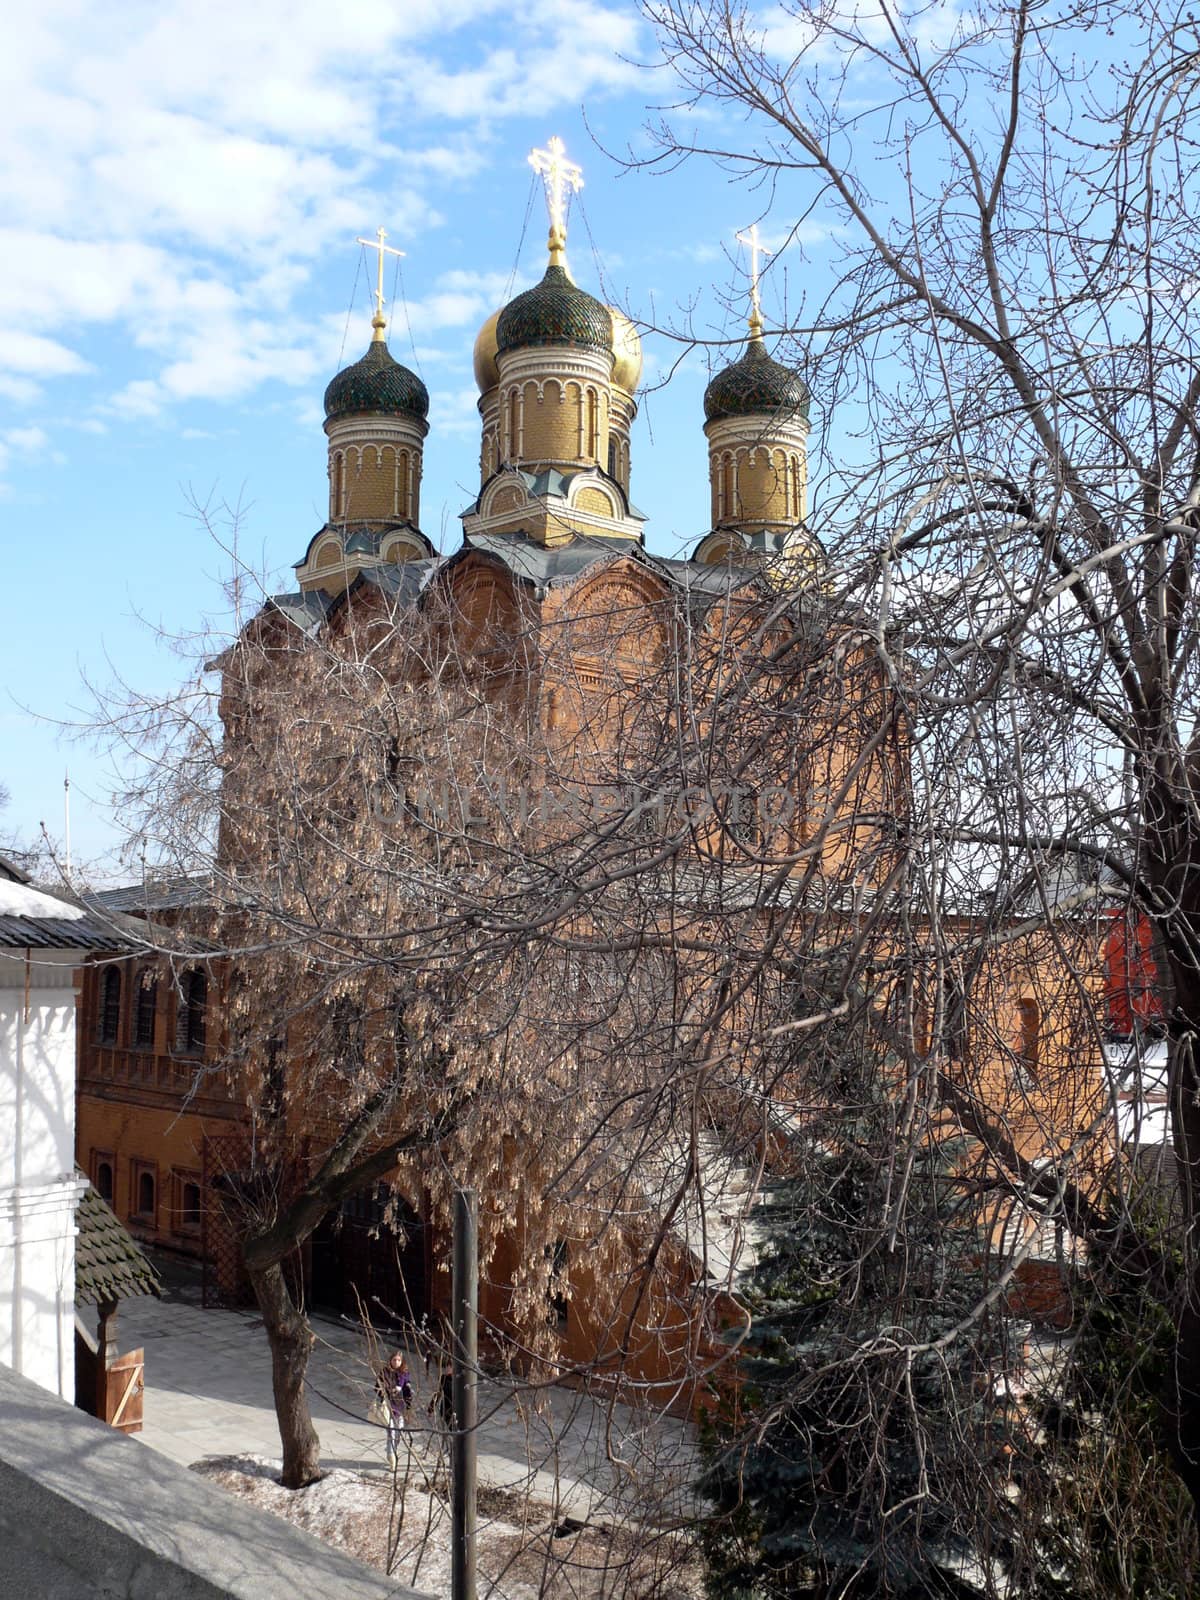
(74, 138), (1106, 1406)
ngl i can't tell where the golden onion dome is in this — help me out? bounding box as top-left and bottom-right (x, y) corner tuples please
(473, 299), (642, 396)
(473, 309), (501, 393)
(609, 306), (643, 394)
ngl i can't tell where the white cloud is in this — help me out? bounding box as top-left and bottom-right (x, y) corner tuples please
(108, 379), (166, 419)
(399, 270), (515, 334)
(0, 0), (647, 446)
(0, 375), (40, 404)
(434, 385), (491, 438)
(758, 0), (963, 66)
(0, 423), (55, 481)
(5, 427), (50, 452)
(0, 326), (90, 406)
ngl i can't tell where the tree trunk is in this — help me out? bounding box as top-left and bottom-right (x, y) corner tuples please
(1152, 834), (1200, 1519)
(246, 1254), (321, 1489)
(1165, 1005), (1200, 1517)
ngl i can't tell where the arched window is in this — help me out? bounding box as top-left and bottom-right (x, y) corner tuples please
(134, 971), (158, 1049)
(506, 389), (519, 459)
(586, 389), (599, 458)
(95, 1159), (114, 1203)
(1016, 999), (1040, 1079)
(175, 968), (207, 1055)
(99, 967), (121, 1044)
(132, 1161), (156, 1223)
(178, 1176), (202, 1235)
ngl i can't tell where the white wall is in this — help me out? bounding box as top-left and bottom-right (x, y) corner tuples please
(0, 949), (87, 1400)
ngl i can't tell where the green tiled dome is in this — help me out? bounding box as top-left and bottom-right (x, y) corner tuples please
(704, 337), (809, 423)
(496, 265), (614, 359)
(324, 338), (429, 423)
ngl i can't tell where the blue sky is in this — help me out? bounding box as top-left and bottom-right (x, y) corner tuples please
(0, 0), (853, 876)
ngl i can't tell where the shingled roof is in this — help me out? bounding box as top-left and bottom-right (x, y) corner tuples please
(0, 855), (141, 953)
(75, 1182), (162, 1307)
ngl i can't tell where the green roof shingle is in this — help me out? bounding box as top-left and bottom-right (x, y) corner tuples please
(75, 1181), (162, 1307)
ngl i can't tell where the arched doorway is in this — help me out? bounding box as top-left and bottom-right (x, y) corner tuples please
(309, 1184), (427, 1328)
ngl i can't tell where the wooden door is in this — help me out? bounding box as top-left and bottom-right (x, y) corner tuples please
(104, 1348), (145, 1433)
(310, 1185), (427, 1327)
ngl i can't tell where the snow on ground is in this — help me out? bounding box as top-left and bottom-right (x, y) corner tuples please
(190, 1454), (702, 1600)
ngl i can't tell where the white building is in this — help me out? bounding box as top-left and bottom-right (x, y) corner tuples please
(0, 857), (127, 1399)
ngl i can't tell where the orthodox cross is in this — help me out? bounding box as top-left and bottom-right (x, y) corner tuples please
(529, 136), (583, 243)
(356, 225), (406, 334)
(736, 224), (772, 335)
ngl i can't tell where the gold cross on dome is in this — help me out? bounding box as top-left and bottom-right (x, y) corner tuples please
(529, 136), (583, 238)
(736, 224), (772, 335)
(356, 225), (406, 335)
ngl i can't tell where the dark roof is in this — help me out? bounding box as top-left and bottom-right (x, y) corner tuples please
(642, 552), (762, 597)
(460, 530), (639, 589)
(323, 337), (429, 424)
(455, 531), (785, 614)
(85, 876), (214, 916)
(269, 559), (442, 630)
(496, 264), (614, 359)
(0, 876), (139, 953)
(704, 334), (810, 424)
(353, 561), (441, 605)
(0, 916), (131, 952)
(268, 590), (337, 636)
(75, 1181), (162, 1307)
(0, 854), (31, 883)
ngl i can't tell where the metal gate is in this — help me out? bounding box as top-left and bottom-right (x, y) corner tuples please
(201, 1132), (309, 1310)
(200, 1132), (255, 1309)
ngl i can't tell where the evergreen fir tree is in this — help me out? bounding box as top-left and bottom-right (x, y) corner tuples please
(700, 1127), (1021, 1599)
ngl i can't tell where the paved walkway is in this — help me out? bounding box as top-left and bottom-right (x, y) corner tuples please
(113, 1258), (697, 1524)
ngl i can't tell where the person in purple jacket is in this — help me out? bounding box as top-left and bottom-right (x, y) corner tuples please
(378, 1351), (413, 1467)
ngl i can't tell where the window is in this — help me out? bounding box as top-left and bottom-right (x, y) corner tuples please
(548, 1239), (570, 1331)
(174, 1171), (202, 1235)
(1016, 998), (1040, 1080)
(131, 1160), (157, 1226)
(175, 968), (207, 1055)
(330, 997), (364, 1074)
(98, 967), (122, 1044)
(92, 1152), (115, 1204)
(134, 970), (158, 1049)
(945, 977), (968, 1062)
(262, 1034), (286, 1118)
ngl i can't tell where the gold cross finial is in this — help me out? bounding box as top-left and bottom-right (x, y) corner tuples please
(529, 136), (583, 266)
(356, 225), (406, 342)
(736, 224), (772, 339)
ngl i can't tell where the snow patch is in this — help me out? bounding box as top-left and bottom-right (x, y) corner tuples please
(0, 879), (86, 920)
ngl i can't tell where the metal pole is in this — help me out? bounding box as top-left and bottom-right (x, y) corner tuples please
(451, 1187), (478, 1600)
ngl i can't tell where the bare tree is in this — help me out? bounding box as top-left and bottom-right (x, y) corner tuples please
(624, 0), (1200, 1576)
